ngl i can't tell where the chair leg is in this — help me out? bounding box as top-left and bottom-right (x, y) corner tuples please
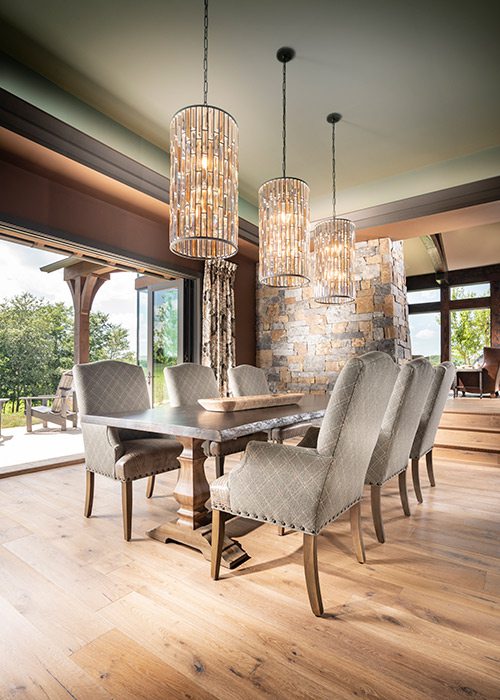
(426, 450), (436, 487)
(84, 471), (94, 518)
(349, 502), (366, 564)
(121, 481), (132, 541)
(211, 509), (225, 580)
(303, 534), (324, 617)
(370, 484), (385, 543)
(215, 456), (225, 479)
(411, 458), (423, 504)
(277, 526), (285, 536)
(399, 469), (411, 517)
(146, 475), (155, 499)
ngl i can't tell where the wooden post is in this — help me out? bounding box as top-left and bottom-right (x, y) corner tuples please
(491, 281), (500, 348)
(64, 263), (110, 364)
(440, 284), (450, 362)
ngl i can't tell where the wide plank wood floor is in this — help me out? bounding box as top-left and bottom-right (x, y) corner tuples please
(0, 453), (499, 699)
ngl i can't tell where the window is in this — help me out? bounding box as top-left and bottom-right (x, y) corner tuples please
(408, 312), (441, 365)
(407, 288), (440, 305)
(450, 283), (490, 301)
(450, 307), (491, 368)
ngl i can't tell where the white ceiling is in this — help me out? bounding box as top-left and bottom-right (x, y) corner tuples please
(1, 0), (500, 219)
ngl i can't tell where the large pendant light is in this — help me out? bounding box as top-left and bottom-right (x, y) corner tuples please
(312, 113), (355, 303)
(169, 0), (238, 259)
(258, 47), (310, 288)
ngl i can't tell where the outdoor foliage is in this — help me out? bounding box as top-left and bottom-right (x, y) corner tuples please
(0, 293), (134, 409)
(450, 288), (490, 366)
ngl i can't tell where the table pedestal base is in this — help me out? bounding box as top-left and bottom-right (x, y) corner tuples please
(147, 520), (249, 569)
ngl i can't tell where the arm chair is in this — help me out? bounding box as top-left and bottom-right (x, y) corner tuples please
(456, 347), (500, 398)
(73, 360), (182, 541)
(410, 362), (456, 502)
(164, 363), (267, 479)
(364, 358), (434, 543)
(210, 351), (399, 616)
(228, 364), (320, 444)
(22, 370), (78, 432)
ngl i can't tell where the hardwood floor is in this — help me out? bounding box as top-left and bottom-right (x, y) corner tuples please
(0, 454), (499, 699)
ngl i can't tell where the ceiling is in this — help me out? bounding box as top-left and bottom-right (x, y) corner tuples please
(1, 0), (500, 220)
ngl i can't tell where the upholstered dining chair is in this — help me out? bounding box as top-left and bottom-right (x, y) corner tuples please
(410, 361), (456, 503)
(228, 364), (319, 444)
(73, 360), (183, 541)
(164, 363), (267, 479)
(210, 351), (398, 616)
(364, 357), (434, 543)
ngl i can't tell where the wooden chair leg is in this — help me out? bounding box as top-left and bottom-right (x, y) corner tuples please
(349, 502), (366, 564)
(84, 471), (94, 518)
(277, 526), (285, 536)
(399, 469), (411, 517)
(303, 534), (324, 616)
(121, 481), (132, 541)
(146, 475), (155, 499)
(370, 484), (385, 543)
(411, 458), (423, 504)
(426, 450), (436, 487)
(211, 509), (225, 580)
(215, 456), (225, 479)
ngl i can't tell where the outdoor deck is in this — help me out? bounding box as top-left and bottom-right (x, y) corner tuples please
(0, 425), (83, 477)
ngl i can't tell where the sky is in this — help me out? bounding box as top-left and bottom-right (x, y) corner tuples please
(0, 239), (138, 351)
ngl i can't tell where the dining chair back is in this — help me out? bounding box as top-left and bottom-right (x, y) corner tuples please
(228, 365), (270, 396)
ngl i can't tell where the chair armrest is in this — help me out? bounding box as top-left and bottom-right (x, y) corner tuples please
(227, 441), (332, 533)
(81, 423), (124, 478)
(20, 395), (56, 401)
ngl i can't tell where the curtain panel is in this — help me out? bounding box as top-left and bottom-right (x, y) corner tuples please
(202, 259), (237, 396)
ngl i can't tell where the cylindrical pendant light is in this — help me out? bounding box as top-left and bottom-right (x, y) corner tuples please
(312, 113), (355, 303)
(169, 0), (239, 259)
(259, 47), (310, 288)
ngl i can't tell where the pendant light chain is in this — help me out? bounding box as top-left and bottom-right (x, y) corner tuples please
(203, 0), (209, 105)
(282, 61), (287, 179)
(331, 121), (336, 220)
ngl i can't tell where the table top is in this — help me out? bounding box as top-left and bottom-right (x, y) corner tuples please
(81, 394), (329, 442)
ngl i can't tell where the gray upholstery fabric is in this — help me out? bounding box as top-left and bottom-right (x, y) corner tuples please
(210, 351), (398, 534)
(365, 358), (434, 486)
(164, 363), (219, 407)
(271, 421), (320, 442)
(207, 433), (267, 457)
(74, 360), (181, 481)
(228, 365), (270, 397)
(410, 361), (456, 459)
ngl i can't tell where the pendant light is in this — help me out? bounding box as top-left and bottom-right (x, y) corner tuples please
(312, 113), (355, 303)
(258, 47), (310, 287)
(169, 0), (238, 259)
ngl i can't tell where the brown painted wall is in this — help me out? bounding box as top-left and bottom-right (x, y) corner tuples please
(0, 153), (257, 365)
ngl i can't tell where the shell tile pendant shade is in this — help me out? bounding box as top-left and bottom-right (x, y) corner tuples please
(312, 113), (355, 303)
(259, 47), (310, 288)
(169, 0), (239, 259)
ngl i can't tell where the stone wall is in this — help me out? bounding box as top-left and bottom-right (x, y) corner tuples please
(256, 237), (411, 393)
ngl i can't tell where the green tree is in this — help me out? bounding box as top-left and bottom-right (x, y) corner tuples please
(89, 311), (135, 364)
(450, 288), (490, 366)
(154, 293), (178, 365)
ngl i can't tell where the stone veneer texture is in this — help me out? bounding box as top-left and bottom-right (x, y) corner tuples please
(256, 238), (411, 393)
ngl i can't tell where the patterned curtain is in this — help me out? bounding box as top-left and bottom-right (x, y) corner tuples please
(202, 258), (237, 396)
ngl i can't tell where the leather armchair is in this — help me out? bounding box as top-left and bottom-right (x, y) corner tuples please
(210, 351), (398, 616)
(74, 360), (182, 540)
(410, 362), (456, 502)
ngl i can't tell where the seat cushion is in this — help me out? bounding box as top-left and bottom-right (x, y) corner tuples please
(204, 431), (268, 457)
(211, 474), (231, 509)
(115, 438), (182, 481)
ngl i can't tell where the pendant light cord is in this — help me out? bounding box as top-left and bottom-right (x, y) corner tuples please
(282, 61), (287, 179)
(331, 121), (336, 220)
(203, 0), (209, 105)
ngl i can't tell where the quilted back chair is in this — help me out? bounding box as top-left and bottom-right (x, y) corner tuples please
(210, 351), (398, 616)
(228, 364), (317, 447)
(164, 363), (267, 478)
(74, 360), (182, 540)
(365, 357), (434, 543)
(228, 365), (270, 397)
(410, 362), (455, 502)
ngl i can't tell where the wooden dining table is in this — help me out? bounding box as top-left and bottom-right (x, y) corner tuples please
(81, 395), (329, 568)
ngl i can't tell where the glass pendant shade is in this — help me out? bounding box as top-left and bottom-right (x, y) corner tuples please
(259, 176), (310, 287)
(169, 104), (239, 259)
(312, 217), (355, 303)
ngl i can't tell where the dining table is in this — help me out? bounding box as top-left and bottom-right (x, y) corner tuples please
(81, 394), (329, 568)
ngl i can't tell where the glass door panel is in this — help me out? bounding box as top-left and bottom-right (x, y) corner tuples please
(152, 284), (183, 405)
